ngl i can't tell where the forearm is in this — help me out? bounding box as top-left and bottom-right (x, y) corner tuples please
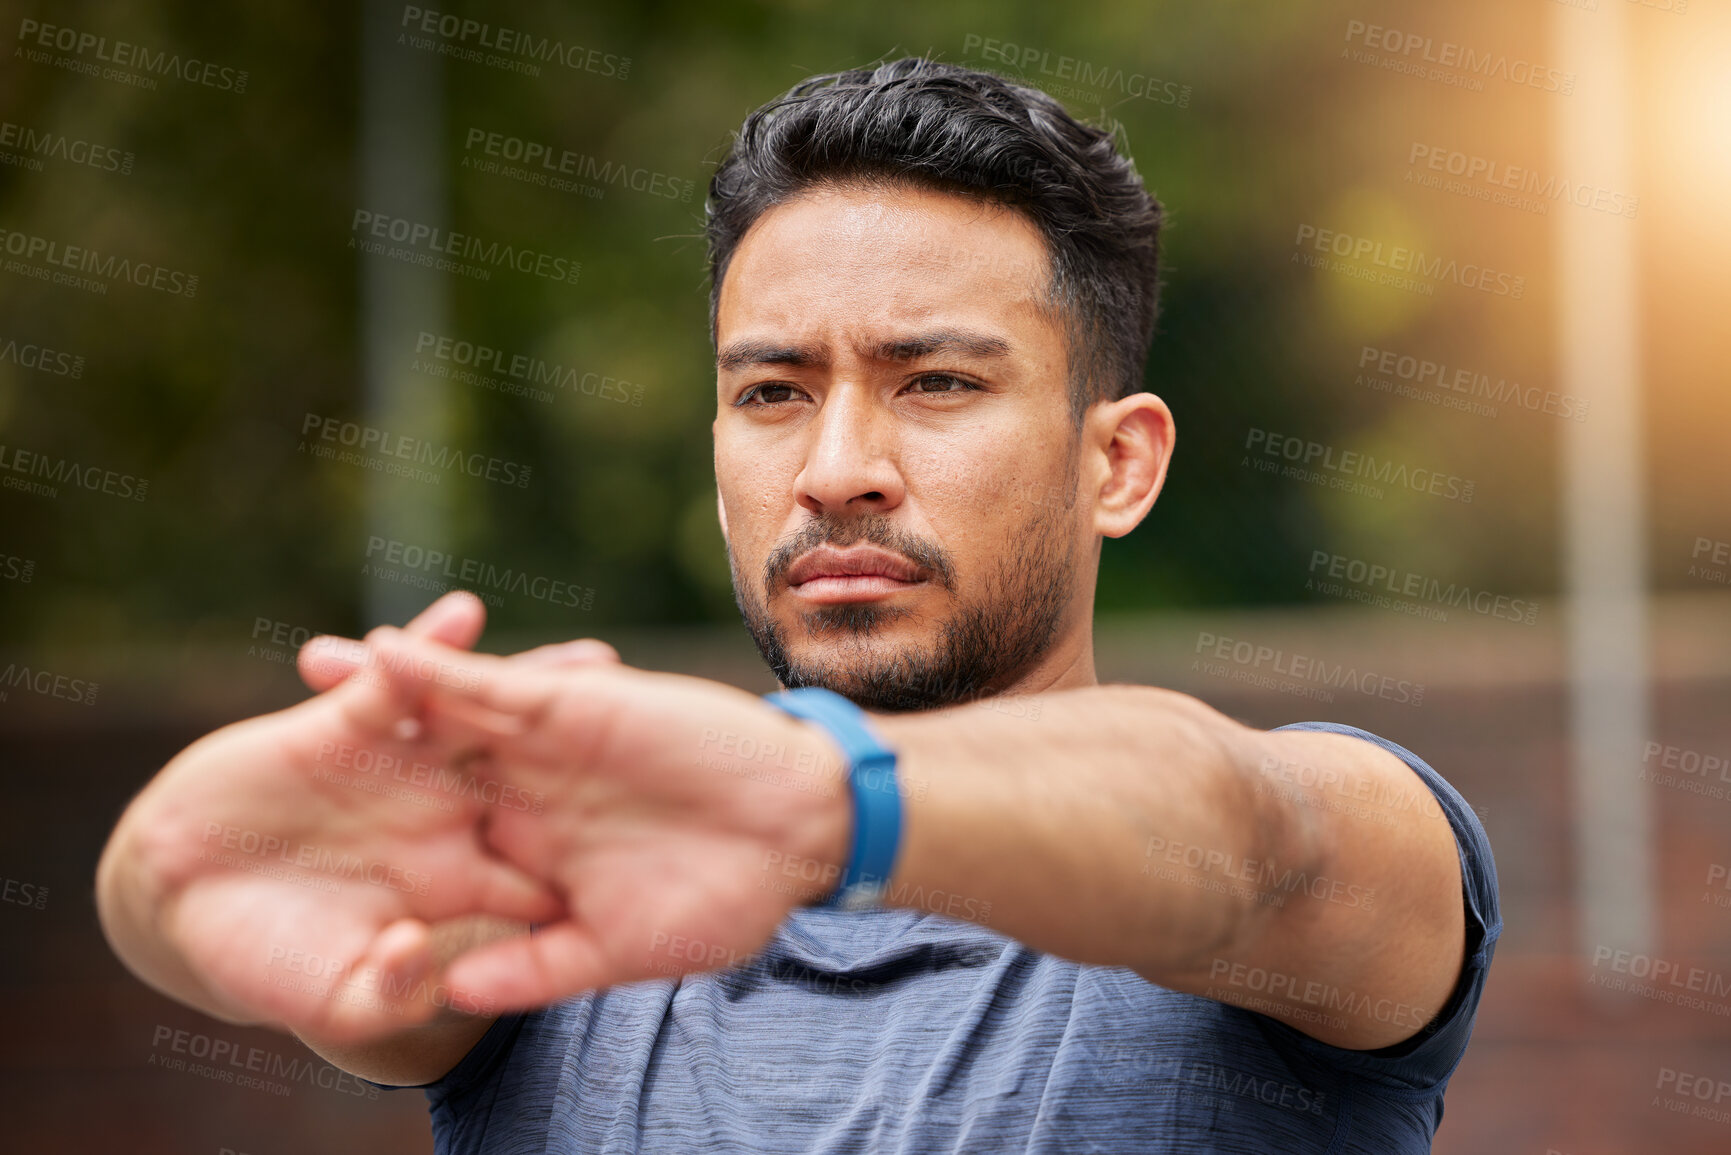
(872, 685), (1311, 979)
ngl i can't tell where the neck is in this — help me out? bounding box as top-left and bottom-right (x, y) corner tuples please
(1001, 621), (1098, 697)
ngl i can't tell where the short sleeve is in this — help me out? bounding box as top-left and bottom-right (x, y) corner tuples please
(1270, 721), (1502, 1092)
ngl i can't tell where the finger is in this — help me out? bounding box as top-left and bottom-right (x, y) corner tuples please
(363, 628), (578, 731)
(441, 847), (566, 927)
(324, 636), (614, 722)
(413, 589), (488, 647)
(409, 639), (620, 742)
(313, 918), (448, 1041)
(327, 624), (497, 739)
(373, 917), (436, 980)
(513, 638), (621, 668)
(297, 591), (487, 692)
(298, 634), (371, 692)
(190, 862), (562, 1044)
(443, 920), (617, 1013)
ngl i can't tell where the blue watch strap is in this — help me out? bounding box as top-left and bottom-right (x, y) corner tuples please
(763, 687), (903, 910)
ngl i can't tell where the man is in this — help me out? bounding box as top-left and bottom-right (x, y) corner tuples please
(96, 57), (1499, 1152)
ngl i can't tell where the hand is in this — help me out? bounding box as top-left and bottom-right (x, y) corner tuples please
(355, 628), (854, 1013)
(104, 594), (613, 1045)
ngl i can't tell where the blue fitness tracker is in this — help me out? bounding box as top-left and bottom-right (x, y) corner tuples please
(763, 686), (903, 911)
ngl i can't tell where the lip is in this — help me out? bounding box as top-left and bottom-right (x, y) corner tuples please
(784, 545), (927, 603)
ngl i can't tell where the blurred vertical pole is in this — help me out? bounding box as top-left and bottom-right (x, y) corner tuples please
(359, 0), (450, 626)
(1552, 5), (1654, 963)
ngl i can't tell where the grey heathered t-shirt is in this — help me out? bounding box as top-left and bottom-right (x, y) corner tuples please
(414, 722), (1500, 1153)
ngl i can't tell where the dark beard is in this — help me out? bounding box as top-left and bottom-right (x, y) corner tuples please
(731, 490), (1076, 713)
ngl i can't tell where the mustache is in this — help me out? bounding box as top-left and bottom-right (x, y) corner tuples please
(762, 514), (957, 594)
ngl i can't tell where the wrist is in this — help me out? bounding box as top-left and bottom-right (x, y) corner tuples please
(779, 716), (854, 905)
(764, 688), (904, 910)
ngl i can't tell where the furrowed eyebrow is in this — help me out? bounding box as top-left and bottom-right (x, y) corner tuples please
(871, 330), (1012, 362)
(717, 340), (829, 372)
(716, 329), (1012, 372)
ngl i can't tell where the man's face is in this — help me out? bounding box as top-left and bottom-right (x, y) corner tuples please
(712, 181), (1089, 711)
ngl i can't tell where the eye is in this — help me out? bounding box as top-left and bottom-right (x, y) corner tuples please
(906, 373), (980, 396)
(736, 383), (806, 407)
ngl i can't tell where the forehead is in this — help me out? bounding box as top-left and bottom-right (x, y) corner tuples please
(715, 181), (1057, 353)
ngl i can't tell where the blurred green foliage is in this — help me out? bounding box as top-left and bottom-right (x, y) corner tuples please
(0, 0), (1570, 655)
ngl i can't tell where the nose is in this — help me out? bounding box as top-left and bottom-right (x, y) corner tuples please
(793, 385), (905, 517)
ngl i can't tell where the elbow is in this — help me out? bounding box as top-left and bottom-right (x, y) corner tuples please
(1164, 701), (1329, 976)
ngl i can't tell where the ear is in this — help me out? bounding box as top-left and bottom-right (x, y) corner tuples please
(1084, 392), (1174, 539)
(715, 487), (730, 542)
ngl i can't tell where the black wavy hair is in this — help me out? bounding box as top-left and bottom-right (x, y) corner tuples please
(704, 56), (1164, 424)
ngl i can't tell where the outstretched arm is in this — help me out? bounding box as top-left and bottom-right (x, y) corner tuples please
(870, 686), (1464, 1050)
(356, 630), (1465, 1051)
